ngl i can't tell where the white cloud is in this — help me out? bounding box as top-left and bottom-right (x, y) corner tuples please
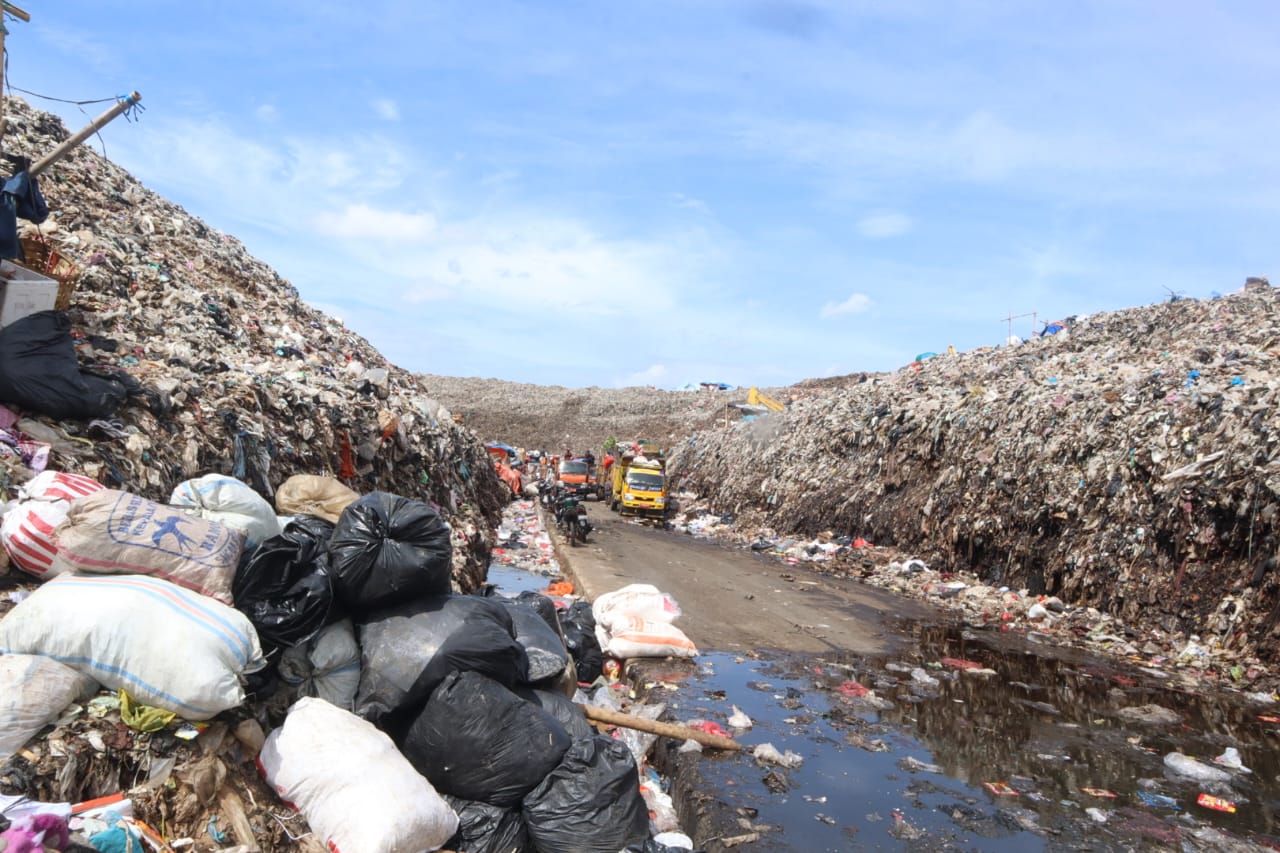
(312, 203), (437, 242)
(106, 116), (417, 241)
(857, 211), (912, 239)
(373, 98), (401, 121)
(255, 104), (279, 122)
(820, 292), (873, 318)
(388, 216), (680, 314)
(481, 169), (520, 187)
(616, 364), (667, 388)
(104, 113), (740, 384)
(672, 193), (709, 214)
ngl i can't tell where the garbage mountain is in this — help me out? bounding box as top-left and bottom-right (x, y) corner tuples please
(0, 98), (508, 590)
(418, 374), (733, 454)
(670, 286), (1280, 660)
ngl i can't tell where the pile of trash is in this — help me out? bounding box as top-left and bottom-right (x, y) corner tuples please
(669, 284), (1280, 679)
(491, 500), (560, 577)
(0, 97), (509, 592)
(418, 374), (732, 458)
(0, 465), (709, 851)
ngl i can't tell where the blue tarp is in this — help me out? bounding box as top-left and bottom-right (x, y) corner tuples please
(485, 443), (518, 458)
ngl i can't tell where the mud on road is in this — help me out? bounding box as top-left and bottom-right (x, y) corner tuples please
(560, 510), (935, 656)
(548, 508), (1280, 852)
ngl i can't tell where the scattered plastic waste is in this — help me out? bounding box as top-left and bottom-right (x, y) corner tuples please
(1213, 747), (1251, 774)
(1163, 752), (1233, 783)
(753, 743), (804, 768)
(1136, 792), (1181, 811)
(910, 668), (940, 688)
(727, 705), (752, 729)
(898, 756), (944, 774)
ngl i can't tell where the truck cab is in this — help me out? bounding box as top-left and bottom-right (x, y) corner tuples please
(557, 458), (596, 499)
(610, 455), (666, 518)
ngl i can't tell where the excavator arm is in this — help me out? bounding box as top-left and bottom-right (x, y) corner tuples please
(747, 387), (785, 412)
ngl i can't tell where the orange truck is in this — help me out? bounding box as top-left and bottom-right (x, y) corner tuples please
(556, 457), (599, 499)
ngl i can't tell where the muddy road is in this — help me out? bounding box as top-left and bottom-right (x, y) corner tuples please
(560, 509), (935, 656)
(535, 506), (1280, 852)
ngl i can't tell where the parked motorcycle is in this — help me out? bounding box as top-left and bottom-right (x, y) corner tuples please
(554, 494), (592, 546)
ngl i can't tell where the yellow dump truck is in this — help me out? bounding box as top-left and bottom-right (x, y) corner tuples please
(609, 454), (667, 518)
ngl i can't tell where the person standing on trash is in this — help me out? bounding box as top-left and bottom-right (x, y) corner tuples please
(584, 449), (596, 472)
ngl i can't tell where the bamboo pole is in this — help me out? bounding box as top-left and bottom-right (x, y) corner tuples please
(0, 4), (31, 158)
(576, 703), (744, 751)
(1, 24), (6, 158)
(29, 91), (141, 176)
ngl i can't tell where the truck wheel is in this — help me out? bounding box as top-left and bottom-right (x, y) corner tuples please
(610, 498), (619, 512)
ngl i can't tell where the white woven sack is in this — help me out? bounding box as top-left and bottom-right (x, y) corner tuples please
(0, 471), (105, 578)
(0, 574), (264, 720)
(1, 500), (72, 579)
(259, 697), (457, 853)
(592, 583), (683, 633)
(597, 615), (699, 659)
(19, 470), (104, 503)
(171, 473), (282, 550)
(0, 654), (98, 762)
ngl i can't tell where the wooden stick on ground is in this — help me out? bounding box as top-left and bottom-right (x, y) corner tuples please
(217, 788), (261, 853)
(576, 703), (743, 751)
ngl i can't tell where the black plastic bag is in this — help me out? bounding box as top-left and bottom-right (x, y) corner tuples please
(522, 734), (649, 853)
(510, 590), (561, 634)
(327, 491), (452, 613)
(558, 599), (603, 683)
(403, 671), (571, 807)
(493, 595), (570, 683)
(515, 687), (594, 742)
(355, 595), (528, 722)
(0, 311), (127, 420)
(233, 516), (335, 652)
(443, 796), (531, 853)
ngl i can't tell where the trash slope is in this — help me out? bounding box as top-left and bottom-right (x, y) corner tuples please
(669, 288), (1280, 664)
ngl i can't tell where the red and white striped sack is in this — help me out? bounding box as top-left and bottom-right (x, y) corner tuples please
(0, 471), (104, 579)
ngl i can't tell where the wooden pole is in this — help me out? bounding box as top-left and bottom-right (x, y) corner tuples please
(0, 4), (31, 158)
(29, 91), (141, 176)
(576, 702), (744, 751)
(1, 20), (7, 159)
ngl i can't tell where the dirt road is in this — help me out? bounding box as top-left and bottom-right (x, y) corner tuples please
(553, 507), (938, 655)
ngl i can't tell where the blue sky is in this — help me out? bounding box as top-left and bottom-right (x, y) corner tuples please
(8, 1), (1278, 388)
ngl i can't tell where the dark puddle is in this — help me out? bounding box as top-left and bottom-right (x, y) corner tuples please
(485, 556), (1280, 850)
(656, 621), (1280, 852)
(486, 561), (558, 595)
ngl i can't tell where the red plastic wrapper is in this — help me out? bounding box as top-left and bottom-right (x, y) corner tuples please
(1080, 787), (1118, 799)
(983, 782), (1018, 797)
(691, 720), (732, 739)
(1196, 793), (1237, 813)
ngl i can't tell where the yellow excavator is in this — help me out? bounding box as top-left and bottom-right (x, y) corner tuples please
(747, 387), (785, 412)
